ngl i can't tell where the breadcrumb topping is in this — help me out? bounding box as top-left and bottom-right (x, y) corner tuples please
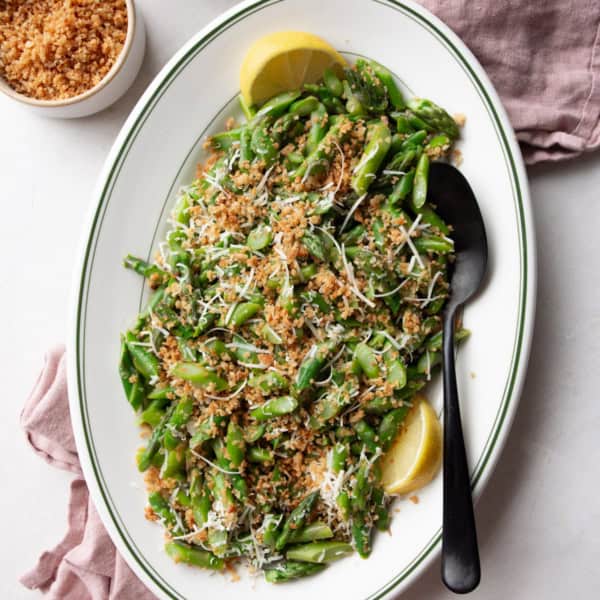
(0, 0), (127, 100)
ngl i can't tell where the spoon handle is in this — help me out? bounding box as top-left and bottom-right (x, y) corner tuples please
(441, 310), (480, 593)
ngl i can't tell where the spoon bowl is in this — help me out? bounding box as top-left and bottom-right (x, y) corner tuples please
(427, 162), (488, 594)
(428, 163), (488, 310)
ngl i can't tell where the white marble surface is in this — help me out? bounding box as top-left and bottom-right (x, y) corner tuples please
(1, 1), (599, 598)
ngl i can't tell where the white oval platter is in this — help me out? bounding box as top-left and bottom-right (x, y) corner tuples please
(67, 1), (536, 598)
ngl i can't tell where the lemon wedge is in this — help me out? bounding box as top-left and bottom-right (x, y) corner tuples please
(380, 394), (443, 495)
(240, 31), (346, 106)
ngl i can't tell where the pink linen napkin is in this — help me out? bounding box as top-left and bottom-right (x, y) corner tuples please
(20, 347), (156, 600)
(421, 0), (600, 164)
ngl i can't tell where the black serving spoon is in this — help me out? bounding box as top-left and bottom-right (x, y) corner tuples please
(427, 163), (488, 594)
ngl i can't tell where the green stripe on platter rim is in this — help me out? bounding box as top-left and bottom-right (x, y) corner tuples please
(73, 1), (531, 598)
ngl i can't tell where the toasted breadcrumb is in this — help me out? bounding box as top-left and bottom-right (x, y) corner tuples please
(452, 148), (463, 167)
(0, 0), (127, 100)
(453, 113), (466, 127)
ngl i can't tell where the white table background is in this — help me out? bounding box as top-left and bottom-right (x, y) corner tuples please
(1, 1), (599, 598)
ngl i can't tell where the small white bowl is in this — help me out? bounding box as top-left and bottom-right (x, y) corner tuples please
(0, 0), (145, 118)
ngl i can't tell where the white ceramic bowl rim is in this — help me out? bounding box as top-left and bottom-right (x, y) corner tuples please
(0, 0), (137, 107)
(67, 1), (536, 598)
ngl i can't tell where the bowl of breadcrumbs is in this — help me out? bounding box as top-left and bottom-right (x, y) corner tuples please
(0, 0), (145, 118)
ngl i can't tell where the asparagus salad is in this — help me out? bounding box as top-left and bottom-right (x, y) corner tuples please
(119, 56), (466, 582)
